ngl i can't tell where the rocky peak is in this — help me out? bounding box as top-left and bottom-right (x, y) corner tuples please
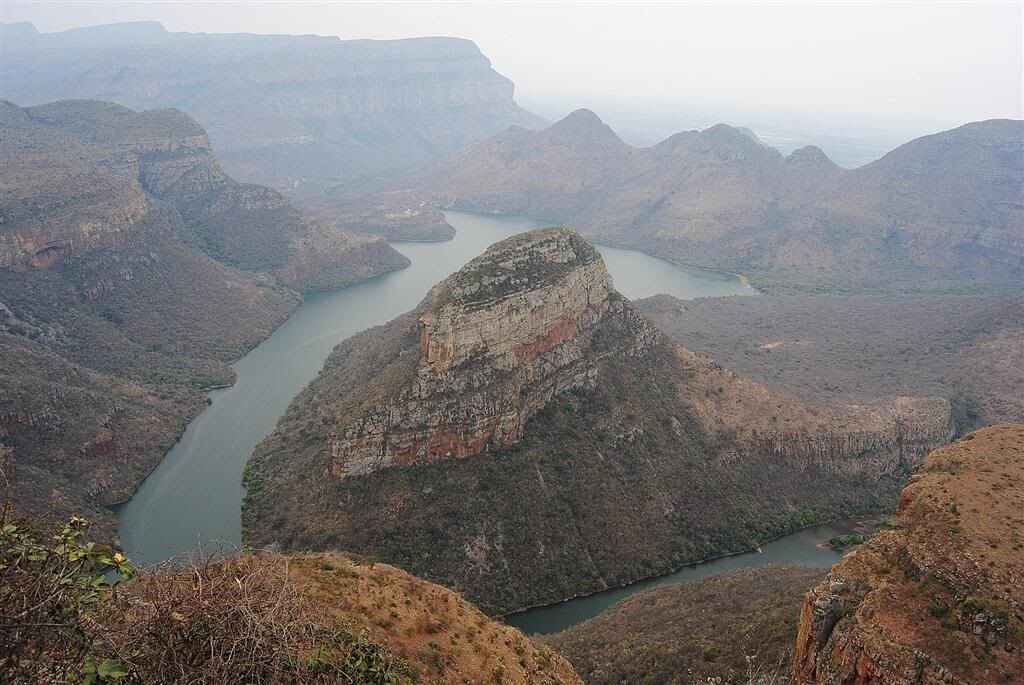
(326, 228), (645, 477)
(786, 144), (838, 169)
(547, 109), (626, 148)
(692, 123), (782, 162)
(420, 229), (613, 372)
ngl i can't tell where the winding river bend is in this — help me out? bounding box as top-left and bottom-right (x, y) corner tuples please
(115, 210), (806, 630)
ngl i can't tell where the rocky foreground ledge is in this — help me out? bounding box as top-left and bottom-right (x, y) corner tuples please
(794, 424), (1024, 684)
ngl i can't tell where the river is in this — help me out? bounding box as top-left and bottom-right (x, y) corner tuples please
(503, 520), (854, 634)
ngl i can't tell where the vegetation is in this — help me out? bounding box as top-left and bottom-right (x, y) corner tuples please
(827, 534), (867, 551)
(542, 566), (825, 685)
(639, 293), (1024, 431)
(0, 504), (582, 684)
(0, 511), (412, 684)
(245, 295), (913, 615)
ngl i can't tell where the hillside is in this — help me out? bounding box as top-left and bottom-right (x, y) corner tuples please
(0, 99), (401, 535)
(544, 566), (826, 685)
(0, 21), (546, 192)
(638, 293), (1024, 431)
(794, 424), (1024, 684)
(243, 228), (953, 615)
(347, 110), (1024, 293)
(1, 513), (581, 684)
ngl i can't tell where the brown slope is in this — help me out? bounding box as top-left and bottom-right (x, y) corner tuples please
(637, 293), (1024, 431)
(793, 424), (1024, 684)
(14, 99), (409, 289)
(351, 112), (1023, 293)
(243, 228), (953, 615)
(543, 566), (826, 685)
(2, 528), (581, 684)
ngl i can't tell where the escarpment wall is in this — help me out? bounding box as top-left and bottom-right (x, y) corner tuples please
(742, 401), (955, 478)
(328, 230), (644, 477)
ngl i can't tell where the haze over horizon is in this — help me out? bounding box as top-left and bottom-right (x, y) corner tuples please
(3, 0), (1022, 137)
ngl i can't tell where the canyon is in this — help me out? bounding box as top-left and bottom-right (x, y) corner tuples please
(0, 98), (402, 535)
(243, 227), (954, 615)
(337, 109), (1024, 293)
(0, 21), (545, 193)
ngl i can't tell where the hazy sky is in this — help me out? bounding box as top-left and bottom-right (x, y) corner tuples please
(3, 1), (1022, 128)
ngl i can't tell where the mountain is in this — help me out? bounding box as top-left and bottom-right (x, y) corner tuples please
(0, 99), (400, 534)
(357, 111), (1024, 293)
(544, 565), (826, 685)
(243, 228), (953, 615)
(1, 99), (407, 288)
(793, 424), (1024, 684)
(0, 21), (546, 193)
(638, 293), (1024, 431)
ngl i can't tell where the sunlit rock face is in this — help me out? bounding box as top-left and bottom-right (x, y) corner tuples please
(327, 229), (648, 477)
(793, 424), (1024, 685)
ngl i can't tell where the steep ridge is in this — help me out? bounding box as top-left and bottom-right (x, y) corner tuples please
(243, 228), (953, 615)
(0, 21), (545, 192)
(356, 111), (1024, 292)
(0, 99), (398, 535)
(793, 424), (1024, 684)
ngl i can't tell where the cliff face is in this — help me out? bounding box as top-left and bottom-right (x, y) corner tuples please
(0, 22), (545, 191)
(329, 230), (626, 477)
(793, 424), (1024, 685)
(362, 111), (1024, 293)
(244, 228), (953, 615)
(1, 99), (408, 288)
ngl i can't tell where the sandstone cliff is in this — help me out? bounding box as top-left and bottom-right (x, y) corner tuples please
(244, 228), (953, 615)
(0, 99), (301, 534)
(0, 21), (545, 192)
(793, 424), (1024, 684)
(355, 110), (1024, 293)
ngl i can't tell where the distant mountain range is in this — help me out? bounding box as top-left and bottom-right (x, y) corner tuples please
(0, 21), (546, 193)
(348, 109), (1023, 293)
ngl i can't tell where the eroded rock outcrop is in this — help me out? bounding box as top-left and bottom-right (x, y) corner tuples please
(793, 424), (1024, 684)
(329, 230), (636, 477)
